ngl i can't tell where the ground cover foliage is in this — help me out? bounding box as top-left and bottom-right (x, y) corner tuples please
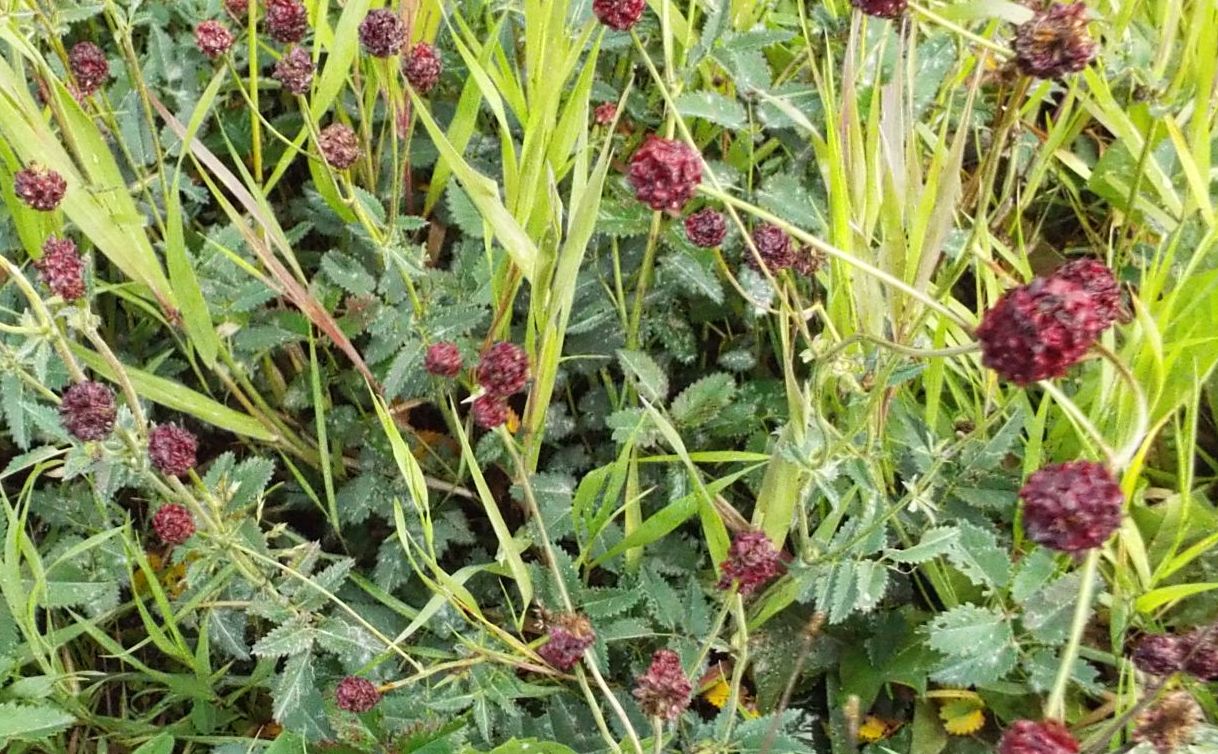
(2, 0), (1218, 753)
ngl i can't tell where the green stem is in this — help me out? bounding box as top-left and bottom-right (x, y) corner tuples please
(1045, 549), (1099, 720)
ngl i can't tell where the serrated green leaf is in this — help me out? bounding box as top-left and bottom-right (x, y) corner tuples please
(272, 652), (330, 740)
(665, 250), (724, 304)
(926, 604), (1010, 655)
(671, 373), (736, 429)
(580, 587), (641, 619)
(853, 561), (889, 612)
(1011, 548), (1060, 604)
(252, 616), (316, 658)
(887, 526), (960, 564)
(0, 701), (75, 740)
(320, 251), (376, 296)
(674, 91), (748, 129)
(946, 520), (1012, 589)
(315, 615), (379, 668)
(1021, 572), (1085, 644)
(617, 349), (668, 404)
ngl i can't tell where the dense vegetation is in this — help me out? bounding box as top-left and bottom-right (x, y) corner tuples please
(2, 0), (1218, 753)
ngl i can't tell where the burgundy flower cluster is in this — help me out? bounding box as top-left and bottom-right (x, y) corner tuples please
(36, 237), (87, 301)
(537, 613), (597, 671)
(472, 342), (529, 429)
(335, 676), (381, 712)
(633, 649), (692, 721)
(14, 165), (66, 211)
(593, 0), (647, 30)
(717, 530), (785, 596)
(1131, 627), (1218, 680)
(1019, 460), (1124, 554)
(977, 258), (1120, 385)
(402, 43), (442, 94)
(59, 381), (116, 441)
(1014, 2), (1098, 80)
(999, 720), (1079, 754)
(148, 424), (199, 477)
(152, 504), (196, 545)
(69, 42), (110, 97)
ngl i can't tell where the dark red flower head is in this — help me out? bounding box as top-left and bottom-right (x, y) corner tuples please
(225, 0), (250, 16)
(685, 208), (727, 248)
(1014, 2), (1097, 79)
(593, 0), (647, 30)
(717, 530), (785, 596)
(593, 102), (618, 127)
(152, 503), (196, 545)
(59, 381), (116, 441)
(1051, 258), (1121, 330)
(273, 47), (314, 95)
(358, 9), (406, 58)
(36, 237), (86, 301)
(424, 342), (463, 378)
(318, 123), (361, 169)
(335, 676), (380, 713)
(748, 223), (796, 272)
(851, 0), (906, 18)
(538, 613), (596, 671)
(472, 394), (509, 429)
(148, 424), (198, 477)
(195, 21), (235, 59)
(476, 341), (529, 397)
(633, 649), (692, 721)
(1181, 629), (1218, 681)
(628, 135), (702, 213)
(14, 165), (67, 211)
(1135, 691), (1203, 754)
(998, 720), (1079, 754)
(1132, 633), (1185, 676)
(1019, 460), (1123, 554)
(69, 42), (110, 97)
(976, 275), (1106, 385)
(402, 43), (442, 95)
(266, 0), (308, 44)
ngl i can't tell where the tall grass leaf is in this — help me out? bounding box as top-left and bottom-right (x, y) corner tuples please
(409, 91), (539, 282)
(70, 345), (277, 442)
(0, 701), (75, 741)
(0, 53), (175, 309)
(448, 399), (533, 609)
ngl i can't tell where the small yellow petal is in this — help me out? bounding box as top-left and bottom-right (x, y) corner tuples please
(940, 699), (986, 736)
(858, 716), (889, 743)
(702, 677), (730, 709)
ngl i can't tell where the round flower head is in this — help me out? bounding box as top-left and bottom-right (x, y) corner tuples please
(59, 381), (116, 441)
(976, 275), (1106, 385)
(1181, 629), (1218, 681)
(629, 135), (702, 213)
(999, 720), (1079, 754)
(1135, 692), (1203, 754)
(148, 424), (199, 477)
(476, 341), (529, 397)
(851, 0), (906, 18)
(69, 42), (109, 97)
(633, 649), (691, 721)
(358, 9), (406, 58)
(472, 394), (509, 429)
(335, 676), (380, 713)
(593, 0), (647, 30)
(195, 21), (234, 59)
(1019, 461), (1124, 554)
(1051, 258), (1121, 331)
(537, 613), (596, 671)
(266, 0), (308, 44)
(152, 503), (195, 545)
(225, 0), (250, 16)
(748, 223), (796, 272)
(14, 165), (67, 211)
(1132, 634), (1185, 676)
(717, 530), (785, 596)
(684, 208), (727, 248)
(1014, 2), (1097, 79)
(318, 123), (361, 169)
(36, 237), (86, 301)
(272, 47), (314, 95)
(424, 342), (463, 378)
(593, 102), (618, 127)
(402, 43), (442, 95)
